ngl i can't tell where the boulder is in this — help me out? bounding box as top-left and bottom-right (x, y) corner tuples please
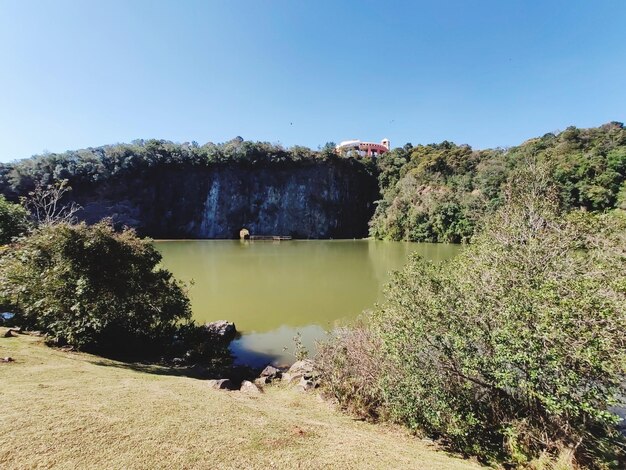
(283, 359), (316, 384)
(1, 357), (14, 363)
(207, 379), (236, 390)
(254, 376), (271, 386)
(203, 321), (237, 342)
(296, 376), (317, 392)
(260, 365), (282, 380)
(239, 380), (262, 395)
(283, 359), (318, 391)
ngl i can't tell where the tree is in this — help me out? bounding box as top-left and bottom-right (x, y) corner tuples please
(0, 195), (29, 244)
(0, 220), (192, 354)
(322, 164), (626, 467)
(22, 179), (81, 225)
(369, 124), (626, 242)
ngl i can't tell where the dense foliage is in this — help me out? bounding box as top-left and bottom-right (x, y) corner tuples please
(0, 138), (343, 198)
(0, 195), (29, 244)
(0, 221), (192, 353)
(319, 166), (626, 468)
(1, 124), (624, 244)
(371, 122), (626, 242)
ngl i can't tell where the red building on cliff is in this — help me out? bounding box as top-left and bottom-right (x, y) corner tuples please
(335, 138), (390, 157)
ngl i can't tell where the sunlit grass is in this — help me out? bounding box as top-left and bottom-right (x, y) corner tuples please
(0, 328), (482, 469)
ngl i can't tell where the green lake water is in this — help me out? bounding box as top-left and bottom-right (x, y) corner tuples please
(156, 240), (460, 367)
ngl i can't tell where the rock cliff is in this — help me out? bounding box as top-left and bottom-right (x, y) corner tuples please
(68, 160), (378, 239)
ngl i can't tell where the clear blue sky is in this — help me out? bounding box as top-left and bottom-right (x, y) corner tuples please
(1, 0), (625, 162)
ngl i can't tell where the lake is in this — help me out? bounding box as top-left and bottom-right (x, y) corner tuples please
(156, 240), (460, 367)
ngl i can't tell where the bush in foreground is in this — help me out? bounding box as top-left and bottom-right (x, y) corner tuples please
(0, 195), (29, 244)
(0, 220), (192, 354)
(319, 166), (626, 468)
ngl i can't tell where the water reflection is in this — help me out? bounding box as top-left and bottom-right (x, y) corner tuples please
(156, 240), (460, 365)
(230, 324), (327, 368)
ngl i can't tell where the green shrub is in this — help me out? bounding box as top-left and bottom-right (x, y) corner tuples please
(0, 220), (192, 354)
(321, 165), (626, 467)
(0, 195), (29, 244)
(0, 138), (335, 197)
(317, 322), (386, 419)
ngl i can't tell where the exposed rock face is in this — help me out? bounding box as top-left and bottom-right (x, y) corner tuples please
(66, 161), (379, 239)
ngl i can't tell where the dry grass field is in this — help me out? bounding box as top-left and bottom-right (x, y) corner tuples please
(0, 328), (482, 470)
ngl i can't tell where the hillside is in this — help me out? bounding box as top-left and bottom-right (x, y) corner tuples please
(0, 329), (482, 470)
(1, 123), (625, 241)
(371, 122), (626, 242)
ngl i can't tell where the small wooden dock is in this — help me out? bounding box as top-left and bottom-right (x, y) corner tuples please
(249, 235), (292, 241)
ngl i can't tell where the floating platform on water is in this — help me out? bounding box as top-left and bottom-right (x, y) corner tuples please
(249, 235), (292, 241)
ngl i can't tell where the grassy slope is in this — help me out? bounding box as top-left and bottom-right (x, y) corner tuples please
(0, 329), (482, 470)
